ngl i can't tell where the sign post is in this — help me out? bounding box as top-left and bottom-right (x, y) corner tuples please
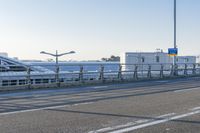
(168, 48), (178, 76)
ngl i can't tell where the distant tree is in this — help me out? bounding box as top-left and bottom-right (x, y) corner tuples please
(101, 55), (120, 62)
(101, 58), (108, 62)
(110, 55), (120, 61)
(47, 58), (54, 62)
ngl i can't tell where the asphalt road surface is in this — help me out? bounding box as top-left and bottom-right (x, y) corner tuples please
(1, 77), (200, 133)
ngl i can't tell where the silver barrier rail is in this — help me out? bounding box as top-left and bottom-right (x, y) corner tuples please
(0, 63), (200, 89)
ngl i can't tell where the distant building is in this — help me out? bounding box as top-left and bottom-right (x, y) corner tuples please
(120, 52), (171, 65)
(120, 51), (196, 71)
(176, 56), (196, 64)
(0, 52), (8, 57)
(197, 56), (200, 63)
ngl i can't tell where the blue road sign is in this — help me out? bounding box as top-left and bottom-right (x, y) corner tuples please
(168, 48), (178, 56)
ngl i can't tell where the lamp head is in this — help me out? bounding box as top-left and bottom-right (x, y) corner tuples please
(69, 51), (75, 54)
(40, 51), (46, 54)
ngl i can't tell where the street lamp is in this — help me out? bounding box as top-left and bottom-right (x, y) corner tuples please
(40, 50), (75, 87)
(40, 50), (75, 66)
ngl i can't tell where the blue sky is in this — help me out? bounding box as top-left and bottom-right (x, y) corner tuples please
(0, 0), (199, 60)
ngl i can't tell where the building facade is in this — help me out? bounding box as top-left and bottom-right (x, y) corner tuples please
(120, 52), (196, 71)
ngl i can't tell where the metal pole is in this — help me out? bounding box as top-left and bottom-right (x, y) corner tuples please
(99, 65), (104, 82)
(160, 64), (164, 78)
(27, 67), (31, 89)
(55, 50), (60, 87)
(147, 65), (151, 79)
(173, 0), (178, 76)
(56, 50), (58, 66)
(79, 65), (84, 83)
(118, 64), (122, 81)
(173, 0), (177, 65)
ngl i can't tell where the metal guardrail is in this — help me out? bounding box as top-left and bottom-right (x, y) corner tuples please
(0, 63), (200, 90)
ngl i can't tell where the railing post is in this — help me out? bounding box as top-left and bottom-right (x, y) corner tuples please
(175, 64), (178, 76)
(99, 65), (104, 82)
(147, 65), (151, 79)
(79, 65), (84, 83)
(55, 66), (60, 87)
(170, 64), (174, 76)
(160, 64), (164, 78)
(171, 64), (178, 76)
(192, 64), (196, 75)
(134, 65), (138, 80)
(26, 67), (31, 89)
(118, 64), (122, 81)
(184, 64), (188, 76)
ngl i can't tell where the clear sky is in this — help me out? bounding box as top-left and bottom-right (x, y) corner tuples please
(0, 0), (199, 61)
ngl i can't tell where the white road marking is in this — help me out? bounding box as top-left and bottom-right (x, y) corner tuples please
(190, 106), (200, 111)
(156, 113), (176, 118)
(88, 122), (137, 133)
(92, 86), (109, 89)
(88, 113), (175, 133)
(72, 102), (94, 106)
(0, 102), (94, 116)
(174, 87), (200, 93)
(108, 110), (200, 133)
(135, 119), (149, 124)
(155, 80), (169, 83)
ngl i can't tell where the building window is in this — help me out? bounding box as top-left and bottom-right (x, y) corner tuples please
(156, 56), (160, 63)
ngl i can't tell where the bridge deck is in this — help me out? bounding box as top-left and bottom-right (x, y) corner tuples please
(0, 77), (200, 133)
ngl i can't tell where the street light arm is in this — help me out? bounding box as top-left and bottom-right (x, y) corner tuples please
(40, 51), (56, 57)
(57, 51), (75, 57)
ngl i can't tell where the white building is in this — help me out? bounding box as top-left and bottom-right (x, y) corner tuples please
(197, 56), (200, 63)
(176, 56), (196, 64)
(120, 52), (196, 71)
(0, 52), (8, 57)
(121, 52), (172, 65)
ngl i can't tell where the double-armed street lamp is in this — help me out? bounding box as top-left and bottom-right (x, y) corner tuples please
(40, 50), (75, 87)
(40, 50), (75, 66)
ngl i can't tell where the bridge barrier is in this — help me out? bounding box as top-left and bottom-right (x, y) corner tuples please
(0, 63), (200, 90)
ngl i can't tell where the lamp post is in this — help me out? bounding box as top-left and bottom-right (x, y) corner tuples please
(40, 50), (75, 87)
(40, 50), (75, 66)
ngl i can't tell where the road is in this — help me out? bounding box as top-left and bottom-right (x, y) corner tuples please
(1, 77), (200, 133)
